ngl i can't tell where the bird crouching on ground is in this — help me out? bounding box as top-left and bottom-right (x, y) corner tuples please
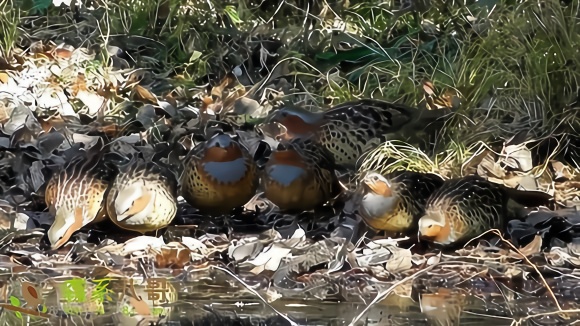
(355, 171), (444, 235)
(45, 139), (113, 250)
(256, 99), (452, 169)
(418, 175), (554, 247)
(105, 153), (178, 234)
(180, 131), (259, 215)
(261, 137), (342, 212)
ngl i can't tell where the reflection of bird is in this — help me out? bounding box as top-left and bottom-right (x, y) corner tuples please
(180, 132), (259, 215)
(106, 156), (178, 233)
(262, 138), (341, 212)
(45, 142), (112, 250)
(356, 171), (444, 234)
(418, 175), (553, 246)
(257, 99), (451, 168)
(115, 277), (178, 325)
(420, 288), (466, 326)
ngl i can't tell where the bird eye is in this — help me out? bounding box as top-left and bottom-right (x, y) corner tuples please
(427, 224), (433, 229)
(280, 111), (288, 118)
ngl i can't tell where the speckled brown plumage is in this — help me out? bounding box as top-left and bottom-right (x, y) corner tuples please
(418, 175), (553, 246)
(258, 99), (451, 168)
(106, 156), (178, 233)
(356, 171), (444, 234)
(45, 143), (113, 249)
(180, 132), (259, 215)
(262, 137), (341, 212)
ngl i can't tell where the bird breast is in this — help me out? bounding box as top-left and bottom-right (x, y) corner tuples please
(266, 164), (307, 186)
(202, 158), (248, 183)
(360, 192), (399, 219)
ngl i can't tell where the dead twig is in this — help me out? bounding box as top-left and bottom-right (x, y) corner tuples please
(348, 253), (441, 326)
(465, 229), (562, 311)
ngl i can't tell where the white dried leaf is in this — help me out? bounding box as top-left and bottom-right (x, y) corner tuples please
(180, 237), (207, 252)
(568, 241), (580, 256)
(229, 241), (264, 261)
(356, 247), (393, 267)
(76, 89), (107, 117)
(14, 213), (30, 230)
(385, 248), (412, 273)
(244, 230), (306, 274)
(120, 236), (165, 256)
(69, 133), (101, 149)
(551, 161), (572, 181)
(477, 152), (504, 178)
(427, 253), (441, 266)
(246, 243), (291, 274)
(501, 144), (533, 172)
(516, 174), (540, 191)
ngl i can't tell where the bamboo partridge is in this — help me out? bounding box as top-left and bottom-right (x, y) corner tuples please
(418, 175), (553, 246)
(45, 141), (112, 249)
(257, 99), (451, 168)
(106, 156), (178, 233)
(262, 137), (341, 212)
(356, 171), (444, 234)
(180, 132), (259, 215)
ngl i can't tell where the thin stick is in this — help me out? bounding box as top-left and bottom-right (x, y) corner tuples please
(511, 308), (580, 324)
(348, 255), (440, 326)
(210, 265), (299, 326)
(464, 229), (562, 311)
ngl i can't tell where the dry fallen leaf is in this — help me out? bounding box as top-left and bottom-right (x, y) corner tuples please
(501, 143), (533, 172)
(0, 72), (9, 84)
(515, 234), (542, 258)
(75, 90), (107, 117)
(385, 248), (413, 273)
(477, 152), (505, 178)
(551, 160), (573, 182)
(155, 242), (192, 269)
(131, 85), (158, 105)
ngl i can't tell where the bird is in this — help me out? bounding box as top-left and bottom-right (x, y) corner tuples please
(355, 171), (444, 235)
(418, 175), (554, 247)
(45, 140), (113, 250)
(261, 137), (341, 212)
(105, 154), (178, 234)
(180, 131), (259, 215)
(256, 99), (452, 168)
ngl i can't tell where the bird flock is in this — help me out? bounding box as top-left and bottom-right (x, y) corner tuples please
(42, 98), (554, 251)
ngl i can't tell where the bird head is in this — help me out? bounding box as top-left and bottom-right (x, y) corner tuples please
(113, 182), (155, 223)
(269, 141), (306, 168)
(361, 172), (392, 197)
(259, 106), (323, 140)
(203, 133), (245, 163)
(47, 206), (84, 250)
(198, 133), (253, 185)
(418, 210), (447, 239)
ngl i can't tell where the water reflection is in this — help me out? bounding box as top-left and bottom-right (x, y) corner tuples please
(0, 263), (577, 325)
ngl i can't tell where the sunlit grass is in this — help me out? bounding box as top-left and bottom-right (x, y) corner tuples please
(1, 0), (579, 172)
(0, 0), (20, 56)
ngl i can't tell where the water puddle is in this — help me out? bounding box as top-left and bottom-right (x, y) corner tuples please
(0, 261), (575, 325)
